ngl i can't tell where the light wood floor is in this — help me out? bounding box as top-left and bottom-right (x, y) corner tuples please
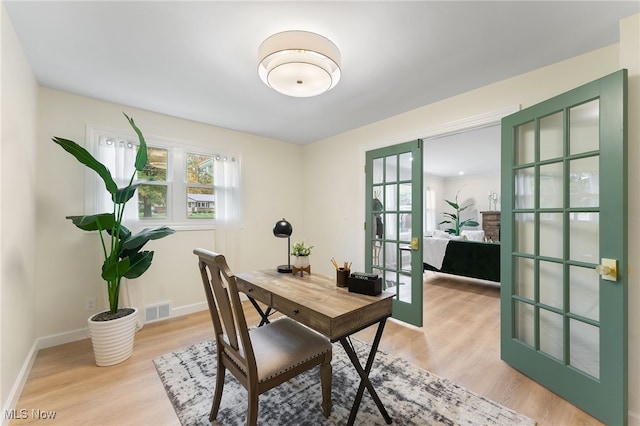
(12, 273), (603, 425)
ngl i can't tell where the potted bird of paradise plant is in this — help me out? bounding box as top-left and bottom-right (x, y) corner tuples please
(53, 113), (175, 366)
(439, 188), (480, 236)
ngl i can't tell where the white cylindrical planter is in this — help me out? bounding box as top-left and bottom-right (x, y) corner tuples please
(88, 308), (138, 367)
(292, 255), (310, 268)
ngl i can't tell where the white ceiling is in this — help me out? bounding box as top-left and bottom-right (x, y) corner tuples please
(424, 125), (500, 178)
(4, 1), (638, 147)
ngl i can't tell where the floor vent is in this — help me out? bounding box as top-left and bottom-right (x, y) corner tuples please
(145, 302), (171, 323)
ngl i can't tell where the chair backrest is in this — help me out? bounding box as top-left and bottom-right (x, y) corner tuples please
(194, 249), (256, 374)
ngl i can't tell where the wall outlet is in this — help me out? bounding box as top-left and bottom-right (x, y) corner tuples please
(85, 297), (96, 311)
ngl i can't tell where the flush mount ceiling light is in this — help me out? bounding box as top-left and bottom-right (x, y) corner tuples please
(258, 30), (341, 98)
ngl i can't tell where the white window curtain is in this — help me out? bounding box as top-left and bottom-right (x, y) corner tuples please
(424, 187), (436, 233)
(96, 136), (139, 222)
(96, 136), (144, 328)
(213, 155), (242, 269)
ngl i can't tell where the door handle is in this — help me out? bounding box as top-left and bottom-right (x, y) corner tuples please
(595, 258), (617, 281)
(410, 237), (419, 250)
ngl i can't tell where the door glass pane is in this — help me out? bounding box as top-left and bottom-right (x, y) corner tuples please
(384, 242), (396, 269)
(570, 212), (599, 263)
(570, 156), (599, 208)
(540, 261), (563, 309)
(539, 213), (563, 259)
(399, 153), (412, 180)
(399, 183), (412, 211)
(385, 155), (397, 183)
(514, 213), (534, 254)
(540, 162), (563, 208)
(540, 111), (564, 161)
(385, 184), (397, 211)
(514, 257), (535, 300)
(373, 158), (383, 184)
(515, 121), (535, 165)
(372, 186), (384, 212)
(569, 266), (599, 322)
(384, 213), (397, 240)
(515, 167), (535, 209)
(372, 240), (382, 269)
(570, 99), (599, 155)
(570, 319), (600, 379)
(540, 309), (564, 361)
(515, 301), (535, 347)
(399, 213), (411, 242)
(398, 271), (412, 303)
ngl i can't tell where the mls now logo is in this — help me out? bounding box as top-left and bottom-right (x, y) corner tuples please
(3, 409), (57, 420)
(3, 409), (28, 420)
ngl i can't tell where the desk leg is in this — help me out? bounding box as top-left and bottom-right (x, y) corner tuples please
(247, 296), (271, 326)
(339, 317), (392, 425)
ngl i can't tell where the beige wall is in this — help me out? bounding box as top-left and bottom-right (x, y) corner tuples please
(36, 88), (305, 338)
(303, 15), (639, 424)
(1, 3), (39, 413)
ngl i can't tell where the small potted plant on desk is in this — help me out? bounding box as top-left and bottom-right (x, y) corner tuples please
(52, 113), (175, 366)
(291, 241), (313, 275)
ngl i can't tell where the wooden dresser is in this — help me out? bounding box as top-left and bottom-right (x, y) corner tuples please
(481, 211), (501, 242)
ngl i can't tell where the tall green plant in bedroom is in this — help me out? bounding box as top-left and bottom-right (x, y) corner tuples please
(53, 113), (175, 318)
(439, 188), (479, 236)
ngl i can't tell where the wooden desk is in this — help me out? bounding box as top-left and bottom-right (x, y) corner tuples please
(235, 269), (394, 425)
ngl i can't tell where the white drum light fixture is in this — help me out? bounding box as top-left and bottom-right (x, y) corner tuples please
(258, 30), (341, 98)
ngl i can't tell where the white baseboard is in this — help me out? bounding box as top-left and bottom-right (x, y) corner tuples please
(1, 342), (38, 426)
(36, 327), (89, 350)
(2, 302), (208, 425)
(171, 301), (207, 318)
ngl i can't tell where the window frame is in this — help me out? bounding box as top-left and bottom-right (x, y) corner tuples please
(86, 124), (238, 231)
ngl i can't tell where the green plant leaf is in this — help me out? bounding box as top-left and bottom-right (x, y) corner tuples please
(124, 113), (148, 172)
(66, 213), (115, 231)
(122, 226), (176, 253)
(102, 257), (131, 281)
(461, 219), (480, 227)
(445, 200), (459, 210)
(122, 251), (154, 279)
(114, 183), (141, 204)
(52, 137), (118, 195)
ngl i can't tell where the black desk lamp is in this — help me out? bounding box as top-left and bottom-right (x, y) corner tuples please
(273, 218), (293, 273)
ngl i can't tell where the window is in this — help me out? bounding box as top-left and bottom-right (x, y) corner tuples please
(424, 186), (436, 233)
(87, 126), (240, 230)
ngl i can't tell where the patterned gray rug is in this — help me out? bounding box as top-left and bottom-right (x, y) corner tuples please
(154, 338), (535, 425)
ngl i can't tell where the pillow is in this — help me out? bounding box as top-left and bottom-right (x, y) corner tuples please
(461, 230), (485, 242)
(432, 230), (448, 238)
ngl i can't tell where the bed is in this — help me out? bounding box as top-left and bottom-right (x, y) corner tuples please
(423, 233), (500, 282)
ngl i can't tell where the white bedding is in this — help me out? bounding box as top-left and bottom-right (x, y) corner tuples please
(423, 237), (450, 269)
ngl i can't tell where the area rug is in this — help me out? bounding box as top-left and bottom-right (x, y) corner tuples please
(154, 338), (535, 426)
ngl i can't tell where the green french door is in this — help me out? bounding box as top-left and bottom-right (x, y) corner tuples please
(366, 140), (423, 327)
(501, 69), (627, 425)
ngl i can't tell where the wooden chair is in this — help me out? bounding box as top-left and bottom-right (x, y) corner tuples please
(194, 248), (333, 425)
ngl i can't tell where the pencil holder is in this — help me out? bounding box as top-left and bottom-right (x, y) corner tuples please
(336, 268), (349, 287)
